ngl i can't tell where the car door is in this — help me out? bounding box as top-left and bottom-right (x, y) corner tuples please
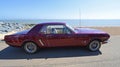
(40, 24), (75, 47)
(46, 34), (75, 47)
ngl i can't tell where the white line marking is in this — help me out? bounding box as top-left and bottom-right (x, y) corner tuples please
(39, 39), (44, 46)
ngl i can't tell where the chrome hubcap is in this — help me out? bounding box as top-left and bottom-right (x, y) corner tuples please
(25, 42), (37, 53)
(91, 42), (98, 49)
(89, 41), (100, 51)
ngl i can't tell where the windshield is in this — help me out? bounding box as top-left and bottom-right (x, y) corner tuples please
(66, 24), (75, 32)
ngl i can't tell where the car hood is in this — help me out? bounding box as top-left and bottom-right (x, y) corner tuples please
(74, 28), (107, 34)
(12, 29), (30, 35)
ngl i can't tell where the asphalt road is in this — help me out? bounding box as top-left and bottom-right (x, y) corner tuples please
(0, 36), (120, 67)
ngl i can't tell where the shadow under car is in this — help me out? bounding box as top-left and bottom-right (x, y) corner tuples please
(0, 46), (102, 60)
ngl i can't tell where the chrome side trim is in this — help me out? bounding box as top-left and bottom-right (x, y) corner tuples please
(39, 39), (44, 46)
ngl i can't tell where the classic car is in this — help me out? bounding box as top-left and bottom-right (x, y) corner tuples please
(4, 22), (110, 54)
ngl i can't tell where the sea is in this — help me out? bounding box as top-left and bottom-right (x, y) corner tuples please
(0, 19), (120, 27)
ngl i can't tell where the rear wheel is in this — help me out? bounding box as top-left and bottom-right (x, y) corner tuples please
(88, 40), (101, 51)
(23, 42), (38, 54)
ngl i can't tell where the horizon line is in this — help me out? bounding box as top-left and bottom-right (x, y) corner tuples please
(1, 19), (120, 20)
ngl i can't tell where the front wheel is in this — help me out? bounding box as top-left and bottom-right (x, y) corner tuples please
(88, 40), (101, 51)
(23, 42), (38, 54)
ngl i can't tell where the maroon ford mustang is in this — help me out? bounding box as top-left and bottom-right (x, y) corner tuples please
(4, 22), (110, 54)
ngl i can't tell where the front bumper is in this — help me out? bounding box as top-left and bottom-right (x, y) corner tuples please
(102, 40), (110, 44)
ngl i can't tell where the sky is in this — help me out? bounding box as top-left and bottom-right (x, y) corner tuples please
(0, 0), (120, 19)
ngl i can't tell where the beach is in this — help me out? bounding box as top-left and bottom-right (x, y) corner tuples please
(1, 0), (120, 66)
(89, 27), (120, 36)
(0, 23), (35, 40)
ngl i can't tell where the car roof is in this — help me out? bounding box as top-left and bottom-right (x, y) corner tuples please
(38, 22), (66, 25)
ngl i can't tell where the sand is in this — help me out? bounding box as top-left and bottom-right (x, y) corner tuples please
(0, 31), (16, 40)
(88, 27), (120, 36)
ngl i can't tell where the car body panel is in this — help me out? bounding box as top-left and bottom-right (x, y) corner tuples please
(4, 22), (110, 48)
(74, 28), (106, 34)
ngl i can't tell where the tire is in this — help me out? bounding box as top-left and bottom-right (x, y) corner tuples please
(88, 40), (101, 51)
(23, 42), (38, 54)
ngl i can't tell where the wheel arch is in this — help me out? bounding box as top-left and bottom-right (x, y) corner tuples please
(91, 39), (102, 42)
(22, 40), (39, 47)
(88, 38), (102, 46)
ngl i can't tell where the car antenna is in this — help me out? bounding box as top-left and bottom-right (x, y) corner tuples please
(79, 8), (81, 28)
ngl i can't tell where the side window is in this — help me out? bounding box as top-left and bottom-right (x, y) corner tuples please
(47, 25), (64, 34)
(63, 27), (72, 34)
(40, 25), (47, 34)
(40, 25), (72, 34)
